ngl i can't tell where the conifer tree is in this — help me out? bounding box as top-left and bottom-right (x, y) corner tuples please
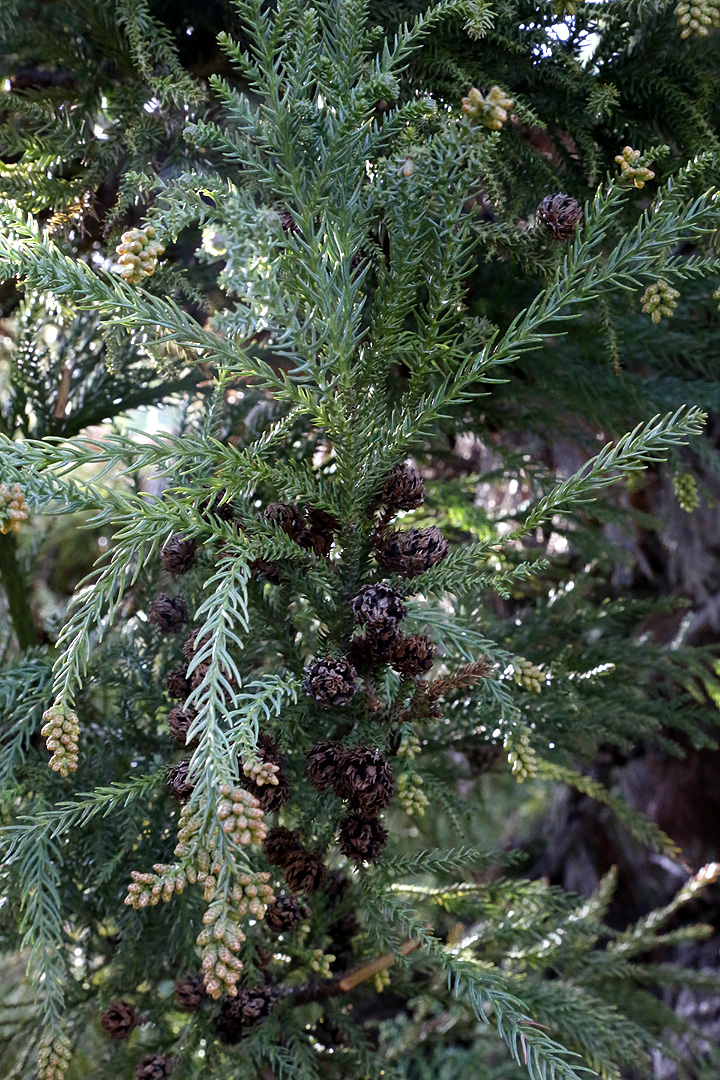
(1, 3), (720, 1080)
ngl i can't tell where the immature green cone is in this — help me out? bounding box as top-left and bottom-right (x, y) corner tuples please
(116, 225), (165, 284)
(0, 481), (29, 534)
(36, 1032), (72, 1080)
(461, 85), (514, 130)
(676, 0), (720, 37)
(673, 472), (700, 512)
(397, 771), (429, 817)
(641, 279), (680, 323)
(615, 146), (655, 188)
(41, 704), (80, 777)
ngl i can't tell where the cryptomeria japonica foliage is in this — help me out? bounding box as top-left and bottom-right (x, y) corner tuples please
(2, 2), (720, 1080)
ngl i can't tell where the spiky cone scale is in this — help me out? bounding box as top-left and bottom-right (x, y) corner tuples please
(337, 814), (388, 862)
(302, 506), (340, 556)
(375, 526), (449, 579)
(0, 482), (29, 534)
(381, 462), (425, 511)
(304, 740), (344, 792)
(390, 633), (437, 677)
(100, 1000), (139, 1041)
(165, 667), (191, 700)
(348, 622), (402, 670)
(167, 760), (194, 801)
(213, 986), (277, 1044)
(265, 891), (307, 932)
(302, 656), (358, 708)
(40, 704), (79, 777)
(263, 825), (304, 867)
(351, 583), (407, 627)
(167, 706), (197, 747)
(333, 746), (394, 814)
(537, 193), (583, 241)
(160, 535), (198, 575)
(283, 847), (326, 893)
(136, 1054), (176, 1080)
(149, 593), (188, 634)
(264, 501), (306, 542)
(174, 974), (207, 1011)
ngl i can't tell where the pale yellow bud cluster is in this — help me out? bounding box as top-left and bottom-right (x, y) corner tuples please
(373, 969), (391, 993)
(676, 0), (720, 37)
(197, 900), (247, 998)
(215, 785), (269, 846)
(505, 726), (538, 783)
(243, 759), (280, 786)
(397, 771), (429, 817)
(37, 1032), (72, 1080)
(125, 863), (188, 908)
(641, 280), (680, 324)
(512, 657), (546, 693)
(461, 85), (514, 130)
(0, 482), (29, 535)
(310, 949), (336, 979)
(231, 871), (275, 918)
(116, 225), (165, 284)
(673, 472), (700, 513)
(396, 733), (422, 760)
(40, 705), (79, 777)
(615, 147), (655, 188)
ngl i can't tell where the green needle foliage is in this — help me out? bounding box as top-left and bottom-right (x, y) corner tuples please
(1, 2), (720, 1080)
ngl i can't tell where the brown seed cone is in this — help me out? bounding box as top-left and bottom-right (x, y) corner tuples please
(283, 847), (326, 894)
(265, 890), (307, 932)
(390, 633), (437, 678)
(167, 760), (194, 801)
(329, 910), (360, 968)
(203, 491), (236, 523)
(136, 1054), (176, 1080)
(304, 740), (344, 793)
(264, 501), (306, 542)
(351, 584), (407, 627)
(278, 209), (298, 234)
(149, 593), (188, 634)
(375, 526), (449, 579)
(165, 667), (190, 701)
(381, 462), (425, 511)
(167, 706), (197, 747)
(464, 742), (503, 775)
(323, 868), (351, 902)
(337, 814), (388, 862)
(100, 1000), (138, 1041)
(159, 535), (197, 576)
(333, 747), (393, 813)
(245, 771), (291, 813)
(301, 506), (340, 556)
(174, 974), (207, 1012)
(249, 558), (282, 584)
(302, 656), (357, 708)
(263, 825), (303, 867)
(214, 986), (277, 1044)
(348, 623), (401, 670)
(537, 193), (583, 241)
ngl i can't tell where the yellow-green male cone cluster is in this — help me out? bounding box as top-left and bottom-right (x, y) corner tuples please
(461, 85), (514, 130)
(37, 1032), (72, 1080)
(0, 482), (29, 535)
(40, 705), (80, 777)
(641, 280), (680, 323)
(115, 224), (165, 284)
(505, 726), (539, 782)
(615, 146), (655, 188)
(676, 0), (720, 37)
(397, 771), (429, 817)
(673, 472), (700, 513)
(512, 657), (546, 692)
